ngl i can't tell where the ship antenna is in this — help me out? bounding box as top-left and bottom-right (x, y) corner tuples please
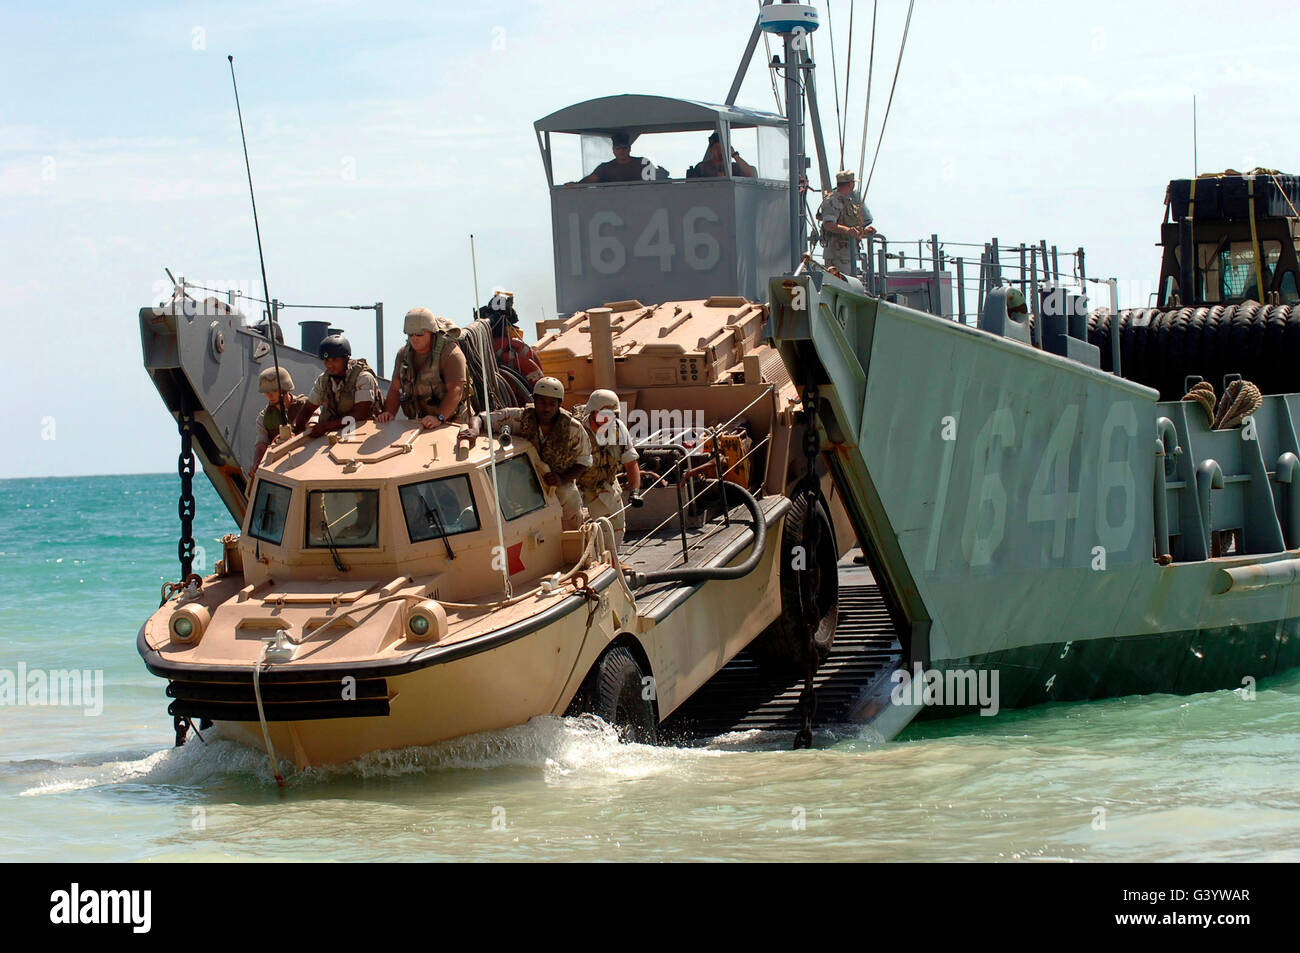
(229, 54), (288, 435)
(471, 234), (512, 598)
(1192, 94), (1198, 176)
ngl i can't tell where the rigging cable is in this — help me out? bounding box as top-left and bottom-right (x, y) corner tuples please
(864, 0), (916, 194)
(839, 0), (855, 170)
(826, 1), (845, 167)
(758, 0), (783, 115)
(856, 0), (879, 186)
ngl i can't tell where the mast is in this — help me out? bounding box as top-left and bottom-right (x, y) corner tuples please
(760, 3), (821, 272)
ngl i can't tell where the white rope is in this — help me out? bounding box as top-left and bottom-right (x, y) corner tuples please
(252, 642), (284, 786)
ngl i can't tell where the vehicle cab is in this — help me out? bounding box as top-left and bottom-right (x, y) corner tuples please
(240, 422), (566, 602)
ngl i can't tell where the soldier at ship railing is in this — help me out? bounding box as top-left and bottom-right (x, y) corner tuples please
(687, 131), (756, 179)
(577, 389), (643, 549)
(248, 366), (308, 478)
(458, 376), (591, 530)
(818, 169), (875, 275)
(375, 307), (470, 428)
(567, 130), (656, 185)
(293, 333), (380, 438)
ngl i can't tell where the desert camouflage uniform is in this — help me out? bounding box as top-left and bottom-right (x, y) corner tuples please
(487, 405), (592, 529)
(310, 359), (379, 423)
(395, 333), (469, 424)
(578, 415), (638, 547)
(818, 190), (872, 274)
(255, 395), (308, 443)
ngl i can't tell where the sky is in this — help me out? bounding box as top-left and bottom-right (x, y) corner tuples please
(2, 0), (1298, 478)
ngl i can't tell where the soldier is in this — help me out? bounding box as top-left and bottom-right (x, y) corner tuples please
(577, 389), (642, 549)
(569, 131), (655, 184)
(818, 170), (875, 275)
(459, 376), (591, 529)
(376, 307), (469, 428)
(293, 334), (380, 438)
(249, 366), (307, 477)
(688, 131), (756, 178)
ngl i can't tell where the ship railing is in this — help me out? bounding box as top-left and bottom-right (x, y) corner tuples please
(830, 233), (1092, 326)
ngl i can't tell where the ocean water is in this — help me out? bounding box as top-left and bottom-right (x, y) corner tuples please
(3, 473), (1300, 862)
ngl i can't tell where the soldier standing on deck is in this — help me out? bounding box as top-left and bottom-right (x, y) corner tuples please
(818, 170), (875, 275)
(458, 377), (592, 529)
(248, 366), (306, 477)
(577, 389), (642, 549)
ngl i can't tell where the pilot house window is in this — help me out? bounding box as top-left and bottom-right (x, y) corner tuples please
(399, 475), (480, 543)
(248, 480), (291, 545)
(495, 456), (547, 521)
(305, 490), (380, 548)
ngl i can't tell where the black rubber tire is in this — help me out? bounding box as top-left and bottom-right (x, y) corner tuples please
(747, 491), (839, 675)
(1087, 302), (1300, 400)
(588, 646), (658, 744)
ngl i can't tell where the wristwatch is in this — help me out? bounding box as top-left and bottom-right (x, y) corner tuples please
(436, 413), (446, 423)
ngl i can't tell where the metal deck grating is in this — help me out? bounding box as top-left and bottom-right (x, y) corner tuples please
(661, 581), (902, 739)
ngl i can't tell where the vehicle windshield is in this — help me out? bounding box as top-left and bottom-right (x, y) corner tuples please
(495, 455), (547, 521)
(399, 474), (480, 543)
(305, 489), (379, 548)
(248, 480), (292, 545)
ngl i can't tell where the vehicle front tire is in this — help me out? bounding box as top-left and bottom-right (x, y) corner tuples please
(587, 646), (658, 744)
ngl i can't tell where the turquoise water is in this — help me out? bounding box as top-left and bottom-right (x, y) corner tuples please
(3, 474), (1300, 862)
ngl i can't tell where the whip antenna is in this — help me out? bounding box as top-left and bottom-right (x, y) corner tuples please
(229, 54), (288, 434)
(471, 234), (512, 599)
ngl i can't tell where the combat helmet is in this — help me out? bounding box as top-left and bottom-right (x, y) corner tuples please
(533, 377), (565, 400)
(319, 334), (352, 360)
(585, 389), (620, 414)
(258, 366), (294, 393)
(404, 308), (437, 334)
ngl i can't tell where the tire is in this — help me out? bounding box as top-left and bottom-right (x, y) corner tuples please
(747, 491), (839, 675)
(586, 646), (657, 744)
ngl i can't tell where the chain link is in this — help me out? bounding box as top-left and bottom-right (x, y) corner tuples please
(178, 398), (196, 578)
(794, 386), (821, 750)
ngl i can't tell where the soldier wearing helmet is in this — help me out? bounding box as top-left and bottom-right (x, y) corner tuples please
(818, 169), (875, 275)
(376, 308), (469, 428)
(249, 366), (307, 476)
(1005, 286), (1029, 318)
(577, 389), (642, 548)
(293, 334), (380, 437)
(459, 376), (592, 529)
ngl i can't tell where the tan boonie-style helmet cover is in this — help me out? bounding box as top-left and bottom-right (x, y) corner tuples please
(258, 366), (294, 393)
(585, 389), (620, 414)
(836, 169), (855, 184)
(533, 377), (565, 400)
(404, 307), (461, 339)
(1006, 287), (1028, 313)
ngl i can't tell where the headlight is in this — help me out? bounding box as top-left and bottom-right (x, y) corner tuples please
(169, 604), (210, 643)
(405, 599), (447, 642)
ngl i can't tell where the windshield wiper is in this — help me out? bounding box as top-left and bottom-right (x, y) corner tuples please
(319, 517), (348, 572)
(421, 497), (456, 560)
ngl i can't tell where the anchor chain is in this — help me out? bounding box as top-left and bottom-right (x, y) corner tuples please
(793, 386), (822, 750)
(177, 397), (197, 579)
